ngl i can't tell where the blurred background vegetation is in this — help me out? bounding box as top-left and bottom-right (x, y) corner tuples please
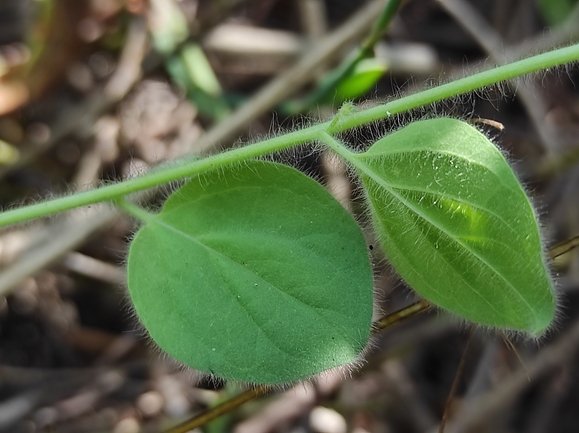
(0, 0), (578, 432)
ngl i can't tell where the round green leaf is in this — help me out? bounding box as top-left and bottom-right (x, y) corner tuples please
(127, 161), (374, 384)
(353, 118), (555, 334)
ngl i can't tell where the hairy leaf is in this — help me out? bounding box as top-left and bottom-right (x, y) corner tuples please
(354, 118), (555, 334)
(127, 161), (374, 384)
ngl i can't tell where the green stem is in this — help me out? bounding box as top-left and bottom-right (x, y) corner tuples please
(317, 131), (356, 161)
(0, 43), (578, 228)
(317, 130), (378, 187)
(364, 0), (403, 50)
(326, 43), (579, 133)
(0, 134), (310, 227)
(114, 197), (156, 224)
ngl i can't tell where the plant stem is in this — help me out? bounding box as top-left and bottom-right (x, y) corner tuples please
(114, 197), (155, 223)
(317, 130), (356, 160)
(326, 43), (579, 133)
(164, 386), (270, 433)
(0, 134), (311, 227)
(0, 43), (578, 228)
(365, 0), (403, 49)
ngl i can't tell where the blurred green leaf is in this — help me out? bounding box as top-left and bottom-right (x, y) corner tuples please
(181, 44), (222, 97)
(536, 0), (579, 26)
(0, 139), (19, 165)
(328, 58), (387, 103)
(166, 43), (230, 121)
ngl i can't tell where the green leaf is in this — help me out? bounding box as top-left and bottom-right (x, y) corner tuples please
(353, 118), (555, 334)
(180, 43), (223, 97)
(328, 58), (388, 104)
(166, 43), (230, 121)
(0, 139), (19, 165)
(536, 0), (578, 26)
(126, 161), (374, 384)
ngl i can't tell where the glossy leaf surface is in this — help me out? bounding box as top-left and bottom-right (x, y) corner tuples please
(354, 118), (555, 334)
(127, 161), (374, 384)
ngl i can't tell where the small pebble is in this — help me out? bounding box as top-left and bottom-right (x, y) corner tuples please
(309, 406), (347, 433)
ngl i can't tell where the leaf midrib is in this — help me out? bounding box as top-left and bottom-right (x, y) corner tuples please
(354, 156), (540, 325)
(358, 148), (521, 196)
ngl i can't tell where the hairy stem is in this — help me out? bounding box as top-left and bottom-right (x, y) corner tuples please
(0, 43), (578, 228)
(114, 197), (155, 223)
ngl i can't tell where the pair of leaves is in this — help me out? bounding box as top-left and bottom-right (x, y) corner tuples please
(126, 118), (555, 384)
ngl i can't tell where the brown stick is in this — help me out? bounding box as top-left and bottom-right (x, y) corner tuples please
(164, 385), (270, 433)
(439, 327), (475, 433)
